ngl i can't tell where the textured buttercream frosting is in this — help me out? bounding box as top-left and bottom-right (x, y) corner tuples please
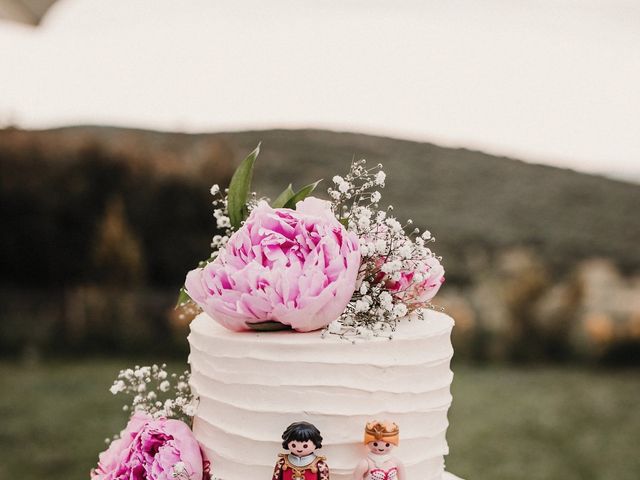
(188, 310), (454, 480)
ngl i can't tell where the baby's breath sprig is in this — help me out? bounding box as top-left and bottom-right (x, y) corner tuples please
(109, 364), (197, 425)
(170, 461), (202, 480)
(328, 159), (385, 226)
(209, 184), (232, 258)
(325, 160), (444, 339)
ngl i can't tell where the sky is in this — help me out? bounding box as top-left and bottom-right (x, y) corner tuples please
(1, 0), (639, 180)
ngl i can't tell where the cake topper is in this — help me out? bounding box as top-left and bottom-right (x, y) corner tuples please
(353, 421), (406, 480)
(272, 422), (330, 480)
(177, 145), (445, 337)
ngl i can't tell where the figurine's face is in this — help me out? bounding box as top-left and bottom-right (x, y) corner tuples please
(367, 440), (394, 455)
(287, 440), (316, 457)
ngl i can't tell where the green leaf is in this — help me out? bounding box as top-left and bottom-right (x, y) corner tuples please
(271, 183), (295, 208)
(283, 179), (322, 209)
(175, 287), (192, 309)
(227, 143), (261, 229)
(246, 320), (292, 332)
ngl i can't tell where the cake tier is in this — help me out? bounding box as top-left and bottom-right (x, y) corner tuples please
(188, 311), (454, 480)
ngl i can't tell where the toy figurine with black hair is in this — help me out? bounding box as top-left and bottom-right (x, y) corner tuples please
(272, 421), (330, 480)
(353, 421), (405, 480)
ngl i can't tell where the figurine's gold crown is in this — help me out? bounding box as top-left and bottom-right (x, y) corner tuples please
(364, 421), (400, 445)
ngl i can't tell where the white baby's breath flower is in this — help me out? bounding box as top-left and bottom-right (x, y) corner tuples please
(159, 380), (171, 392)
(356, 205), (372, 218)
(177, 381), (189, 391)
(371, 191), (381, 203)
(397, 244), (412, 259)
(216, 216), (231, 229)
(110, 380), (125, 395)
(210, 184), (220, 195)
(172, 461), (187, 478)
(379, 291), (393, 308)
(327, 320), (342, 334)
(374, 171), (386, 185)
(338, 181), (350, 193)
(355, 300), (369, 313)
(381, 260), (402, 274)
(393, 303), (408, 318)
(385, 218), (402, 232)
(182, 403), (197, 417)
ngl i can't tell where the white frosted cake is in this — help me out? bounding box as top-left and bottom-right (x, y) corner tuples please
(91, 150), (461, 480)
(188, 310), (455, 480)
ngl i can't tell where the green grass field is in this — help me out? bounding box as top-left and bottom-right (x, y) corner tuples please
(0, 360), (638, 480)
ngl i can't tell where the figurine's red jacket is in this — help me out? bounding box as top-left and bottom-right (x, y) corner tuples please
(272, 454), (330, 480)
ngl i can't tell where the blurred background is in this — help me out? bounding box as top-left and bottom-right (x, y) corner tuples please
(1, 1), (639, 479)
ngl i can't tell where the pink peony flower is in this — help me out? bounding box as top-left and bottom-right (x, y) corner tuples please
(381, 256), (445, 305)
(185, 197), (360, 332)
(91, 412), (206, 480)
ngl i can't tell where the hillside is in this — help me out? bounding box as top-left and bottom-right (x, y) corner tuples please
(2, 126), (639, 285)
(225, 129), (640, 276)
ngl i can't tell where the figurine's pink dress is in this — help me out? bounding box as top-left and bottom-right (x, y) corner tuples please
(368, 466), (398, 480)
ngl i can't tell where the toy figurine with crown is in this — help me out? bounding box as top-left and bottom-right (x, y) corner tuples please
(353, 421), (406, 480)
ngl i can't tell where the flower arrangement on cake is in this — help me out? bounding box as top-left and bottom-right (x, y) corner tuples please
(180, 144), (445, 337)
(91, 144), (447, 480)
(92, 365), (210, 480)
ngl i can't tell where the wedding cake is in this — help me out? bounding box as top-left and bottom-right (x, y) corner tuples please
(188, 310), (455, 480)
(92, 147), (462, 480)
